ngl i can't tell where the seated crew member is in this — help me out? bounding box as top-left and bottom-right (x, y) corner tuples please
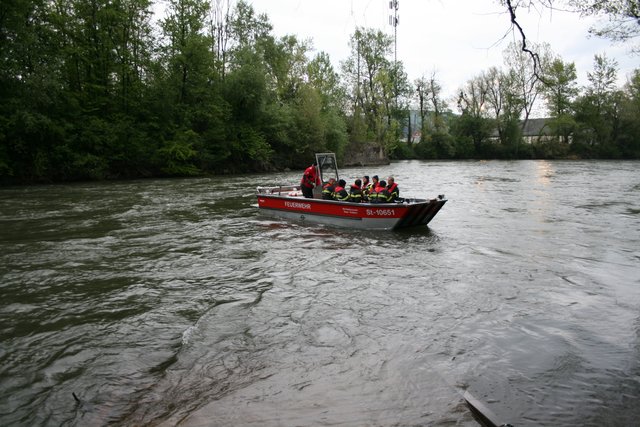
(322, 177), (336, 200)
(300, 162), (321, 198)
(361, 175), (371, 201)
(386, 176), (400, 202)
(364, 175), (378, 199)
(369, 179), (389, 203)
(349, 179), (363, 203)
(361, 176), (370, 193)
(333, 179), (349, 201)
(370, 175), (380, 192)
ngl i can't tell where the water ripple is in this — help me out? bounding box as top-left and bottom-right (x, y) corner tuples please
(1, 163), (640, 426)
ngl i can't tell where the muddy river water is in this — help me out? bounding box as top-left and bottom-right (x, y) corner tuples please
(1, 160), (639, 426)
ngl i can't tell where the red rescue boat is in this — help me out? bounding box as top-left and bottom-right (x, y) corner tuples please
(256, 153), (447, 230)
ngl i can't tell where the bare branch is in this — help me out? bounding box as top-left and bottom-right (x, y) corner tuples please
(505, 0), (548, 84)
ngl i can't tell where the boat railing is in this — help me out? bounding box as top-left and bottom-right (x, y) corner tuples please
(257, 186), (445, 204)
(256, 185), (300, 196)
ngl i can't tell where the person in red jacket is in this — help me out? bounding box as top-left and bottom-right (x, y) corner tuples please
(300, 162), (321, 198)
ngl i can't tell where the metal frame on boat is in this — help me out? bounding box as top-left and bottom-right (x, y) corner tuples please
(256, 153), (447, 230)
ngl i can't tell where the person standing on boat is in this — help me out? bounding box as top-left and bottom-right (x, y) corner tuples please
(386, 176), (400, 202)
(348, 179), (363, 202)
(333, 179), (349, 201)
(322, 177), (336, 200)
(300, 162), (321, 198)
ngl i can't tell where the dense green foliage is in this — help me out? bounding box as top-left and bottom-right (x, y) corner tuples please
(0, 0), (347, 183)
(0, 1), (638, 184)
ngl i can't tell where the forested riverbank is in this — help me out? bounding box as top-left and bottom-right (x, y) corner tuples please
(1, 0), (639, 185)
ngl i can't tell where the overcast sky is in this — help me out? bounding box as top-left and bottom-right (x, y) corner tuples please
(247, 0), (638, 103)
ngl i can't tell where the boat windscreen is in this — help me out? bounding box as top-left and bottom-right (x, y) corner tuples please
(315, 153), (339, 183)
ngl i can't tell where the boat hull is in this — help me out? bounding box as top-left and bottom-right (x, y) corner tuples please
(256, 189), (446, 230)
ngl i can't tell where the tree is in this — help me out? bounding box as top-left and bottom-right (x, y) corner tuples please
(221, 46), (271, 167)
(499, 0), (638, 84)
(427, 72), (447, 131)
(458, 75), (488, 119)
(483, 66), (525, 155)
(586, 53), (619, 106)
(207, 0), (273, 82)
(483, 67), (507, 140)
(307, 52), (348, 158)
(384, 60), (412, 153)
(0, 0), (62, 181)
(263, 34), (310, 101)
(0, 0), (160, 182)
(503, 41), (552, 129)
(567, 0), (640, 53)
(154, 0), (218, 175)
(160, 0), (213, 105)
(341, 27), (395, 144)
(413, 71), (452, 158)
(617, 69), (640, 157)
(229, 0), (272, 49)
(542, 57), (579, 144)
(307, 52), (346, 112)
(414, 75), (430, 142)
(573, 53), (622, 156)
(209, 0), (232, 79)
(456, 75), (495, 156)
(416, 71), (447, 133)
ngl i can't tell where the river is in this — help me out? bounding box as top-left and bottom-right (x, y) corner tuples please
(1, 160), (639, 426)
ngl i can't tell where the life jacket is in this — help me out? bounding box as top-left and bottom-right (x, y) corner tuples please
(369, 186), (389, 203)
(333, 185), (349, 201)
(386, 182), (399, 201)
(364, 182), (375, 195)
(348, 184), (362, 203)
(322, 182), (335, 199)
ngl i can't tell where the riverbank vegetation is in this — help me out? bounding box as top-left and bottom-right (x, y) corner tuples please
(1, 0), (639, 184)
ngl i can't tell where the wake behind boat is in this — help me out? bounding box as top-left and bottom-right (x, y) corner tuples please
(256, 153), (446, 230)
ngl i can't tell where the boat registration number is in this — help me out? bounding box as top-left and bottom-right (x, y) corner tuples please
(366, 208), (395, 216)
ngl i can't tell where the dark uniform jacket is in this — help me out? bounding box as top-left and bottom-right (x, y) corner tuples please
(322, 182), (336, 200)
(348, 184), (363, 202)
(368, 186), (390, 203)
(333, 185), (349, 201)
(386, 183), (399, 201)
